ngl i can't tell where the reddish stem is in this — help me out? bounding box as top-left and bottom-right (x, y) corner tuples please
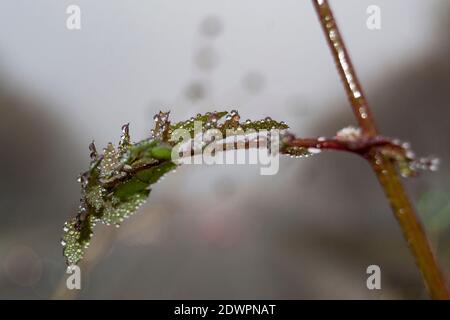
(312, 0), (449, 299)
(288, 136), (404, 156)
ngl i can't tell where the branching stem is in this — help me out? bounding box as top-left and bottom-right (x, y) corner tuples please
(312, 0), (449, 299)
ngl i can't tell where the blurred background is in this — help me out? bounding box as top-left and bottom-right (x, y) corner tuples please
(0, 0), (449, 299)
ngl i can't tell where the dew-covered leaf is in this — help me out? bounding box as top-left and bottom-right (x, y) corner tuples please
(135, 161), (177, 184)
(99, 143), (121, 179)
(62, 133), (178, 265)
(62, 110), (294, 265)
(62, 215), (95, 266)
(150, 143), (173, 161)
(102, 191), (150, 227)
(241, 117), (288, 131)
(113, 178), (149, 200)
(85, 185), (106, 212)
(124, 139), (159, 165)
(63, 110), (439, 266)
(170, 111), (228, 135)
(284, 146), (312, 158)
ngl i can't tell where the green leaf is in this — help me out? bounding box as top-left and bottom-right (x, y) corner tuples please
(62, 110), (290, 265)
(135, 161), (177, 184)
(62, 215), (95, 266)
(63, 139), (178, 265)
(99, 143), (121, 179)
(102, 191), (150, 226)
(150, 144), (173, 161)
(113, 178), (149, 200)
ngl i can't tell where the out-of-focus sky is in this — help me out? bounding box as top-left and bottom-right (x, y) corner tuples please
(0, 0), (449, 299)
(0, 0), (443, 142)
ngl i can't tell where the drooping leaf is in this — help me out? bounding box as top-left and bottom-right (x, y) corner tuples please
(62, 110), (292, 265)
(62, 215), (95, 265)
(62, 135), (178, 265)
(62, 110), (436, 266)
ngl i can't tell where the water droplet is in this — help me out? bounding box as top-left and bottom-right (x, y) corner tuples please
(336, 126), (361, 142)
(429, 158), (440, 171)
(308, 148), (322, 154)
(285, 146), (311, 158)
(359, 107), (368, 119)
(405, 151), (415, 160)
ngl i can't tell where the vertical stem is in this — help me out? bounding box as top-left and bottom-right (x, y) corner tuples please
(313, 0), (377, 136)
(371, 154), (449, 299)
(312, 0), (449, 299)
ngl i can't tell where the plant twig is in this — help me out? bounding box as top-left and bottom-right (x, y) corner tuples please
(99, 133), (410, 191)
(312, 0), (449, 299)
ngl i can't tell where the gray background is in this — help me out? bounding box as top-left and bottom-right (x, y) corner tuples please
(0, 0), (449, 299)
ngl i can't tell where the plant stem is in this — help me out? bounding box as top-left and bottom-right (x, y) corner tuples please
(312, 0), (449, 299)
